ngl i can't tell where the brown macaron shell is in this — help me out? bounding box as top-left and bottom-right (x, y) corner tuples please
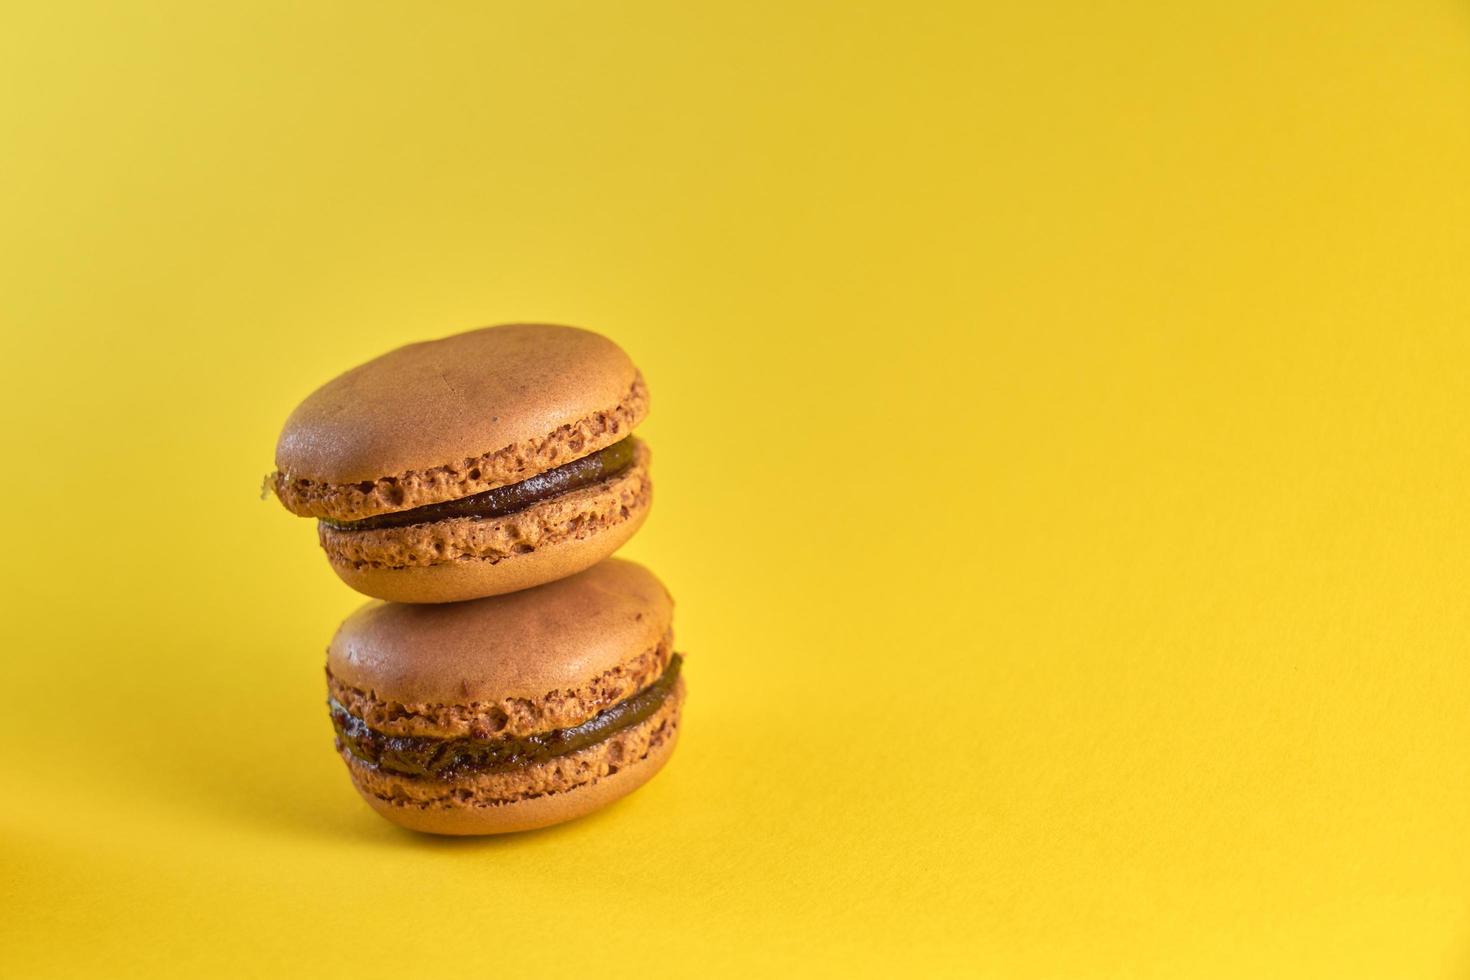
(274, 324), (648, 520)
(326, 560), (684, 835)
(327, 558), (674, 735)
(320, 439), (651, 604)
(342, 683), (683, 835)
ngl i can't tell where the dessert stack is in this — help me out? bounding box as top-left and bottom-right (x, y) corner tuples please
(269, 324), (683, 834)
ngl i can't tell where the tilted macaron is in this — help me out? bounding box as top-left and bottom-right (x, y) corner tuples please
(272, 323), (651, 603)
(326, 559), (685, 835)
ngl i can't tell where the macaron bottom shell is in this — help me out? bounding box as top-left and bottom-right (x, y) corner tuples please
(341, 678), (684, 835)
(319, 441), (652, 604)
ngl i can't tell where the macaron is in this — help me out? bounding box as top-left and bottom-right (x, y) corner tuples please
(325, 558), (685, 835)
(272, 323), (651, 603)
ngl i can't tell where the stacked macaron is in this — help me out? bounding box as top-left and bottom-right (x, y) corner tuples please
(271, 324), (682, 834)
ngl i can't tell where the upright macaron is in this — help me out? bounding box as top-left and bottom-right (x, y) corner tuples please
(272, 323), (651, 603)
(326, 559), (685, 835)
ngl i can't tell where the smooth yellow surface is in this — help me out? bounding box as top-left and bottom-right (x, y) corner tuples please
(3, 2), (1469, 976)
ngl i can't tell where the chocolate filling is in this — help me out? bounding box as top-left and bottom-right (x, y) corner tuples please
(331, 654), (682, 780)
(321, 437), (637, 532)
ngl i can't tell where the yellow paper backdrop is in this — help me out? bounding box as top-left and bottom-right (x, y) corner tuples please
(3, 2), (1469, 976)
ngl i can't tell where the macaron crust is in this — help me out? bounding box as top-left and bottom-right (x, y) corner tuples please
(272, 324), (652, 603)
(325, 559), (685, 835)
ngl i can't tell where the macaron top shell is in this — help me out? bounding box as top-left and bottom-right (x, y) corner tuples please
(274, 324), (647, 520)
(326, 558), (673, 705)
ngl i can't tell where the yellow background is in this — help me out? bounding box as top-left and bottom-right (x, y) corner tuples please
(3, 2), (1469, 976)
